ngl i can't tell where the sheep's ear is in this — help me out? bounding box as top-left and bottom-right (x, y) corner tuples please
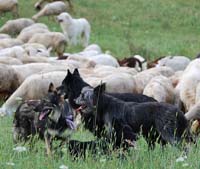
(73, 68), (80, 76)
(94, 83), (106, 95)
(48, 82), (55, 92)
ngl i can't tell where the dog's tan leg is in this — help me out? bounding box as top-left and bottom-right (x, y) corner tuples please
(44, 132), (52, 156)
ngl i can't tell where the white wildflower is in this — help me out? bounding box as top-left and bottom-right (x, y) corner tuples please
(100, 158), (106, 163)
(13, 146), (27, 152)
(182, 163), (189, 167)
(0, 112), (5, 117)
(6, 162), (15, 166)
(59, 165), (68, 169)
(176, 156), (185, 162)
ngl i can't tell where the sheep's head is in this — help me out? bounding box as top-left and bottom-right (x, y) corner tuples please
(34, 2), (41, 11)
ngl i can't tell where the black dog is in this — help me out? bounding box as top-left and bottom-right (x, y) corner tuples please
(60, 69), (156, 138)
(75, 83), (193, 149)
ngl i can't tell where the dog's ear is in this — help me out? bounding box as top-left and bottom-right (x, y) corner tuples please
(48, 82), (55, 92)
(62, 70), (71, 85)
(65, 69), (72, 80)
(67, 69), (72, 76)
(94, 83), (106, 95)
(73, 68), (80, 76)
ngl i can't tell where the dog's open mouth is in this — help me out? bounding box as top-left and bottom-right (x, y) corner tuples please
(39, 109), (52, 121)
(76, 105), (87, 112)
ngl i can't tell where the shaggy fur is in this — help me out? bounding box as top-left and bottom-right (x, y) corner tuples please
(13, 99), (46, 142)
(143, 75), (175, 104)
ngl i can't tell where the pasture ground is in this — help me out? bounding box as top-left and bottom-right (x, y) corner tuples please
(1, 0), (200, 168)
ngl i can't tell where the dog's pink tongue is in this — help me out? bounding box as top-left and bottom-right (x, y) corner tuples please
(39, 112), (47, 121)
(75, 106), (83, 112)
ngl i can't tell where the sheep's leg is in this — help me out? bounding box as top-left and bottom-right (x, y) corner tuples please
(56, 41), (66, 58)
(32, 9), (44, 21)
(185, 104), (200, 121)
(71, 37), (77, 46)
(67, 0), (73, 9)
(82, 29), (90, 47)
(12, 4), (19, 18)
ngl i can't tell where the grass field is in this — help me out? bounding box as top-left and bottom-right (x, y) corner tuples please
(1, 0), (200, 168)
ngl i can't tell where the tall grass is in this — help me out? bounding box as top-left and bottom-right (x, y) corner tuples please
(1, 116), (200, 169)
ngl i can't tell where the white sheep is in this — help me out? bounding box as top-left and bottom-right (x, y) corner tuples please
(0, 38), (23, 49)
(169, 70), (183, 88)
(176, 59), (200, 112)
(0, 0), (18, 18)
(18, 28), (50, 43)
(17, 24), (49, 43)
(68, 53), (120, 67)
(0, 33), (11, 39)
(0, 71), (67, 115)
(32, 1), (69, 21)
(0, 57), (22, 65)
(0, 60), (96, 97)
(0, 46), (27, 59)
(0, 67), (136, 115)
(20, 23), (49, 33)
(84, 44), (102, 52)
(64, 44), (102, 58)
(28, 32), (67, 57)
(0, 64), (19, 99)
(57, 12), (91, 47)
(0, 47), (53, 64)
(0, 44), (50, 63)
(133, 67), (174, 94)
(143, 75), (175, 103)
(156, 56), (191, 72)
(34, 0), (73, 10)
(0, 18), (35, 36)
(22, 43), (51, 57)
